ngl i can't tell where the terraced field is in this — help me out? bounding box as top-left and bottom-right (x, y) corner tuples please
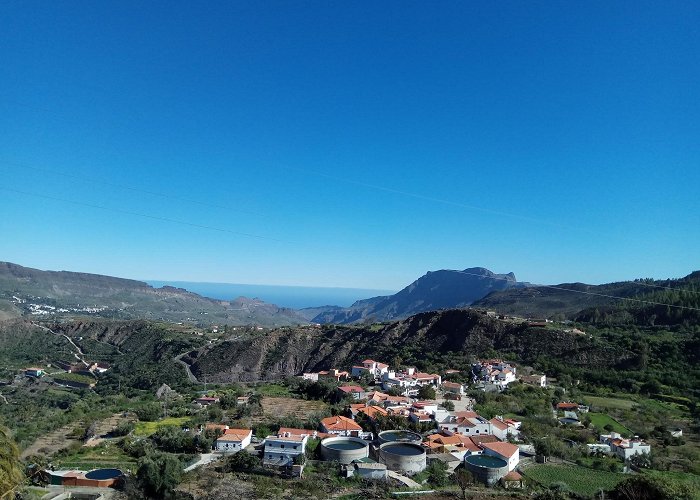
(523, 464), (626, 496)
(257, 397), (328, 423)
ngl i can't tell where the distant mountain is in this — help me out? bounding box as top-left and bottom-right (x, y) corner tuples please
(473, 271), (700, 324)
(0, 262), (307, 327)
(305, 267), (525, 324)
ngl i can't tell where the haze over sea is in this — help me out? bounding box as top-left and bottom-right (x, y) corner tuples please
(146, 281), (396, 310)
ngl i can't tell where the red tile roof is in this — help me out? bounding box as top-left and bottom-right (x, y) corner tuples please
(320, 415), (362, 432)
(480, 441), (519, 458)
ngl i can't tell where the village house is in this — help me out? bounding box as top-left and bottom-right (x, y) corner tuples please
(423, 432), (482, 458)
(364, 390), (412, 407)
(479, 441), (520, 471)
(263, 431), (308, 467)
(441, 381), (465, 397)
(319, 415), (364, 437)
(556, 402), (589, 413)
(472, 360), (517, 392)
(337, 385), (367, 400)
(520, 373), (547, 387)
(489, 417), (521, 440)
(195, 396), (220, 406)
(318, 369), (351, 382)
(214, 428), (252, 452)
(599, 432), (651, 460)
(351, 359), (390, 379)
(24, 367), (45, 378)
(357, 405), (389, 422)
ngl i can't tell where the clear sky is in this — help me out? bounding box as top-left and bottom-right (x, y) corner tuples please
(1, 1), (698, 289)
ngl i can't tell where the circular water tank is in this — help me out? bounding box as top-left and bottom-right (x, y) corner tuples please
(377, 430), (422, 446)
(379, 442), (427, 475)
(84, 468), (123, 480)
(320, 436), (369, 464)
(464, 454), (509, 486)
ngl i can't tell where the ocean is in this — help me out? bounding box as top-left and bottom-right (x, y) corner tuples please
(145, 281), (395, 309)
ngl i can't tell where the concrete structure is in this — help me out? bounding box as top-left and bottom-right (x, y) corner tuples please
(464, 454), (509, 486)
(344, 461), (388, 480)
(214, 428), (252, 452)
(378, 442), (427, 475)
(263, 432), (308, 467)
(320, 436), (370, 464)
(377, 430), (422, 446)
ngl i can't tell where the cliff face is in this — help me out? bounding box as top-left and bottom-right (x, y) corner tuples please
(188, 309), (632, 382)
(310, 267), (523, 324)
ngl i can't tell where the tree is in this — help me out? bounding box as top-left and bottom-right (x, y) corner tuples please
(610, 475), (694, 500)
(0, 427), (23, 498)
(225, 451), (260, 472)
(442, 400), (455, 411)
(418, 385), (436, 400)
(425, 460), (448, 487)
(454, 467), (473, 499)
(137, 452), (182, 498)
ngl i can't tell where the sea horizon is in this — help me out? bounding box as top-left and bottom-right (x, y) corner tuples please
(145, 280), (396, 309)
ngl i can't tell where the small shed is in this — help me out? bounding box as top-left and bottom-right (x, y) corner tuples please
(501, 470), (524, 489)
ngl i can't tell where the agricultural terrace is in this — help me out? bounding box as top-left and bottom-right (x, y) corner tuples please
(588, 413), (632, 435)
(523, 464), (626, 496)
(134, 416), (190, 437)
(583, 395), (637, 410)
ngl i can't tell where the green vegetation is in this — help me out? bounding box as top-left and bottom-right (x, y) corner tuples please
(52, 442), (137, 473)
(134, 417), (190, 437)
(588, 412), (632, 435)
(252, 383), (292, 397)
(524, 464), (626, 496)
(0, 426), (24, 498)
(583, 395), (637, 410)
(52, 372), (95, 385)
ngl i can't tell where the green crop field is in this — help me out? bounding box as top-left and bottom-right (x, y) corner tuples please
(583, 395), (637, 410)
(588, 412), (632, 434)
(524, 464), (626, 496)
(134, 416), (190, 436)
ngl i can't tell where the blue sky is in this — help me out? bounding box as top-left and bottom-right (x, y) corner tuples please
(1, 1), (698, 289)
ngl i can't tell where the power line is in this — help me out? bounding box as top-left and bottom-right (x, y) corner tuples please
(0, 160), (264, 217)
(0, 187), (289, 243)
(623, 279), (700, 295)
(280, 165), (594, 233)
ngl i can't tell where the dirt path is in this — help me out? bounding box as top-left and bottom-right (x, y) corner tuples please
(32, 322), (89, 365)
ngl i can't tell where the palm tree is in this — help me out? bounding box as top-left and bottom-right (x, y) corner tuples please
(0, 426), (23, 498)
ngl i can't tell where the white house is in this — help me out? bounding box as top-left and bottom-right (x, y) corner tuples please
(442, 381), (465, 396)
(351, 359), (390, 379)
(263, 431), (308, 467)
(480, 442), (519, 471)
(214, 428), (252, 452)
(520, 373), (547, 387)
(600, 433), (651, 460)
(489, 417), (520, 440)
